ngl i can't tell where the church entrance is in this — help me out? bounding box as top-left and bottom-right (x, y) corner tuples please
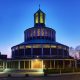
(31, 59), (43, 69)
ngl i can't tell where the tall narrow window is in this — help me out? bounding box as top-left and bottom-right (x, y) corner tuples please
(36, 13), (38, 23)
(41, 29), (44, 36)
(33, 29), (36, 36)
(37, 29), (40, 36)
(30, 30), (33, 37)
(40, 13), (43, 23)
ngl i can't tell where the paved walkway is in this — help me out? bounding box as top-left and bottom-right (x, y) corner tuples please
(0, 74), (80, 80)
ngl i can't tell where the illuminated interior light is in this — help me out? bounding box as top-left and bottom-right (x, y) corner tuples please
(35, 13), (38, 23)
(40, 12), (43, 23)
(51, 45), (56, 48)
(15, 47), (18, 50)
(37, 29), (40, 36)
(26, 45), (31, 48)
(58, 46), (62, 49)
(19, 46), (24, 49)
(37, 56), (39, 58)
(35, 59), (38, 62)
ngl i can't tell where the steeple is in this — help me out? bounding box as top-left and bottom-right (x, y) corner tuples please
(34, 6), (45, 26)
(39, 4), (40, 10)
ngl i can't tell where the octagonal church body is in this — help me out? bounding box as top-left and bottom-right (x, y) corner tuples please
(12, 9), (69, 59)
(1, 8), (77, 71)
(8, 8), (76, 70)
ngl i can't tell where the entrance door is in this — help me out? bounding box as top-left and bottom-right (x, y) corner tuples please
(32, 59), (43, 69)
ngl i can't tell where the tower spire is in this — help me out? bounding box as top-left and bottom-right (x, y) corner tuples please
(39, 4), (40, 9)
(34, 6), (45, 26)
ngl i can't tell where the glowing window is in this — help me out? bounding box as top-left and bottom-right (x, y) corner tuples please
(40, 12), (43, 23)
(58, 46), (62, 49)
(51, 45), (56, 48)
(15, 47), (18, 50)
(37, 29), (40, 36)
(19, 46), (24, 49)
(43, 45), (50, 48)
(26, 45), (31, 48)
(35, 13), (38, 23)
(45, 30), (48, 36)
(33, 45), (41, 48)
(33, 29), (36, 36)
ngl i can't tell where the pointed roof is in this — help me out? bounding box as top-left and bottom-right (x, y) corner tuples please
(34, 8), (45, 15)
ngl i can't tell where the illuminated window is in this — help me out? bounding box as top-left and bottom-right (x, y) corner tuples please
(43, 45), (50, 48)
(37, 29), (40, 36)
(35, 13), (38, 23)
(19, 46), (24, 49)
(26, 45), (31, 48)
(27, 31), (29, 38)
(58, 46), (62, 49)
(33, 29), (36, 36)
(51, 45), (56, 48)
(40, 12), (43, 23)
(45, 30), (48, 36)
(48, 30), (51, 37)
(41, 29), (44, 36)
(64, 47), (66, 50)
(15, 47), (18, 50)
(30, 30), (33, 37)
(12, 49), (15, 51)
(33, 45), (41, 48)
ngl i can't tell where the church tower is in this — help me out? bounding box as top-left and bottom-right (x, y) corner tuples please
(34, 8), (45, 26)
(11, 7), (69, 61)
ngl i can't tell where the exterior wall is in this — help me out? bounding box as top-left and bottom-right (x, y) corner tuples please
(0, 59), (77, 70)
(12, 44), (69, 59)
(24, 27), (56, 41)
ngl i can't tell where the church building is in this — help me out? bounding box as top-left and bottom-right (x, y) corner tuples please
(0, 8), (77, 74)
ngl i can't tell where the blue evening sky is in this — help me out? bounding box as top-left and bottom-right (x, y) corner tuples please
(0, 0), (80, 58)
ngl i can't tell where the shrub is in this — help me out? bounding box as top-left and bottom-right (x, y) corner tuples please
(43, 69), (60, 74)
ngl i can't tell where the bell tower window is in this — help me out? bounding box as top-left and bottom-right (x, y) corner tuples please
(35, 13), (38, 23)
(40, 12), (43, 23)
(34, 8), (45, 26)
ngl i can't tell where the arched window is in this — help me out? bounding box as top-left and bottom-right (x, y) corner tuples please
(41, 29), (44, 36)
